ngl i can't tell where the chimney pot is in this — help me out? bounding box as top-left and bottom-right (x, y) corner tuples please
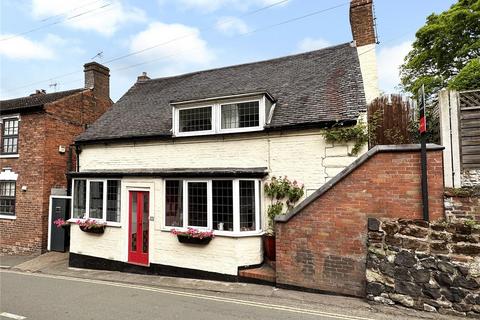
(349, 0), (376, 47)
(137, 71), (150, 83)
(84, 62), (110, 99)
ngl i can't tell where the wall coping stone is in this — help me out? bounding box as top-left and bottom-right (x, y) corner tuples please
(276, 144), (444, 223)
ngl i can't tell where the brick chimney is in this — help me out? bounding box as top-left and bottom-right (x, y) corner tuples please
(84, 62), (110, 99)
(349, 0), (376, 47)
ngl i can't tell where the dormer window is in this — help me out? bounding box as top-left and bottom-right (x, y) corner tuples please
(172, 93), (273, 137)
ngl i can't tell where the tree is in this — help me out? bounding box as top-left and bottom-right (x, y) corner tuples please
(449, 58), (480, 90)
(400, 0), (480, 97)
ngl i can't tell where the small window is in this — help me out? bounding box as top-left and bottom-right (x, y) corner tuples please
(0, 181), (16, 216)
(179, 107), (212, 132)
(107, 180), (121, 223)
(187, 182), (208, 227)
(212, 180), (233, 231)
(1, 117), (19, 154)
(89, 181), (104, 219)
(239, 180), (256, 231)
(221, 101), (259, 129)
(72, 179), (121, 223)
(165, 180), (183, 227)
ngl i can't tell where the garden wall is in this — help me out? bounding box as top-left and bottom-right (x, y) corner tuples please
(445, 187), (480, 222)
(366, 218), (480, 317)
(275, 144), (444, 297)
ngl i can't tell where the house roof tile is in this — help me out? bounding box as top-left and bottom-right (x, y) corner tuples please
(0, 88), (85, 113)
(76, 42), (366, 142)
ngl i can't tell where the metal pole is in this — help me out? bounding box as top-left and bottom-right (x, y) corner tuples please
(421, 134), (429, 221)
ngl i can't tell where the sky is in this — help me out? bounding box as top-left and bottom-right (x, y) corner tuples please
(0, 0), (456, 102)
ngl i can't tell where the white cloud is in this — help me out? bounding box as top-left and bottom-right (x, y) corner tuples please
(216, 17), (249, 36)
(129, 22), (214, 70)
(0, 34), (54, 60)
(297, 37), (331, 52)
(170, 0), (288, 12)
(31, 0), (146, 36)
(377, 40), (412, 93)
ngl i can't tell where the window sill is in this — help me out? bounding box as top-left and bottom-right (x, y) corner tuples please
(0, 154), (19, 159)
(0, 215), (16, 220)
(161, 227), (264, 238)
(68, 219), (121, 228)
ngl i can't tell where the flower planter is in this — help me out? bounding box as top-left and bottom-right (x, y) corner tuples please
(80, 225), (105, 234)
(177, 235), (212, 245)
(263, 235), (276, 261)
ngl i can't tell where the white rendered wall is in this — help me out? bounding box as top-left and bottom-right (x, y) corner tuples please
(357, 44), (380, 104)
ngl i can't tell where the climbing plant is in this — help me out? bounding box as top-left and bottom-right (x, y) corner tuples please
(321, 121), (368, 156)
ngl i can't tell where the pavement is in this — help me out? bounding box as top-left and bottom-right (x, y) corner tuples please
(0, 253), (467, 320)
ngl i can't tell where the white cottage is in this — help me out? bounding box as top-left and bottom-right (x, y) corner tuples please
(68, 0), (379, 279)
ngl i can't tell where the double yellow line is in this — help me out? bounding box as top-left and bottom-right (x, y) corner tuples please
(2, 270), (374, 320)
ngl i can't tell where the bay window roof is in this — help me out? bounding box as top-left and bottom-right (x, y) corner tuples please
(76, 42), (366, 143)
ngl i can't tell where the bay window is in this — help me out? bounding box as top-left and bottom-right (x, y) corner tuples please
(164, 179), (261, 234)
(72, 179), (121, 223)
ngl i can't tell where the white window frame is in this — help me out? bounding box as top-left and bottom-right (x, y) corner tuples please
(173, 105), (215, 137)
(71, 178), (121, 226)
(173, 95), (266, 137)
(0, 114), (20, 158)
(162, 178), (262, 237)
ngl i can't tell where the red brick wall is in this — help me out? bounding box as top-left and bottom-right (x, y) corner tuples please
(0, 90), (111, 255)
(444, 189), (480, 222)
(275, 150), (444, 297)
(350, 0), (376, 46)
(0, 112), (47, 254)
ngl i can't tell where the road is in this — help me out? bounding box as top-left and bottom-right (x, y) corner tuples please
(0, 271), (373, 320)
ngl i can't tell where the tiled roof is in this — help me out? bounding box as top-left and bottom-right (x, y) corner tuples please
(1, 89), (85, 113)
(76, 42), (366, 142)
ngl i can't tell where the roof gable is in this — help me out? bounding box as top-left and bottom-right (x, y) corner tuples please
(0, 89), (85, 113)
(77, 43), (366, 142)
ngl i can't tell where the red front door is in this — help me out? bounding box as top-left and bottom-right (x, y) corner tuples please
(128, 191), (149, 265)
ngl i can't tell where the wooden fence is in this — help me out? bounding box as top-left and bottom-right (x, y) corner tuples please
(459, 90), (480, 169)
(367, 94), (414, 148)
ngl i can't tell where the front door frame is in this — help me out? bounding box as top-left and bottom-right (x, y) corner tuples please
(47, 195), (72, 251)
(128, 190), (150, 266)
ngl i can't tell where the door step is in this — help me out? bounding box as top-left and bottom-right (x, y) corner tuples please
(238, 262), (276, 284)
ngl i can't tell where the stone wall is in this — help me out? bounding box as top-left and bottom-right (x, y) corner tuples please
(463, 169), (480, 188)
(445, 187), (480, 222)
(366, 218), (480, 317)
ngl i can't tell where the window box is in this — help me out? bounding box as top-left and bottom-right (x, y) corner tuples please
(79, 225), (105, 234)
(176, 234), (212, 245)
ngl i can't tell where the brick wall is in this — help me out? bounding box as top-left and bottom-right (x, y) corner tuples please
(350, 0), (376, 47)
(275, 147), (444, 297)
(1, 112), (47, 254)
(0, 90), (111, 255)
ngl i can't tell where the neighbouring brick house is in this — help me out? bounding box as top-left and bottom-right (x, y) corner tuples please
(68, 0), (380, 280)
(0, 62), (112, 255)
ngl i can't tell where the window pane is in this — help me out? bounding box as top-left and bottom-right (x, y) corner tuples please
(73, 180), (86, 218)
(212, 180), (233, 231)
(131, 192), (137, 251)
(187, 182), (207, 227)
(179, 107), (212, 132)
(2, 118), (19, 154)
(0, 181), (15, 216)
(106, 180), (120, 222)
(89, 181), (104, 219)
(142, 192), (149, 253)
(239, 180), (256, 231)
(165, 180), (183, 227)
(221, 101), (259, 129)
